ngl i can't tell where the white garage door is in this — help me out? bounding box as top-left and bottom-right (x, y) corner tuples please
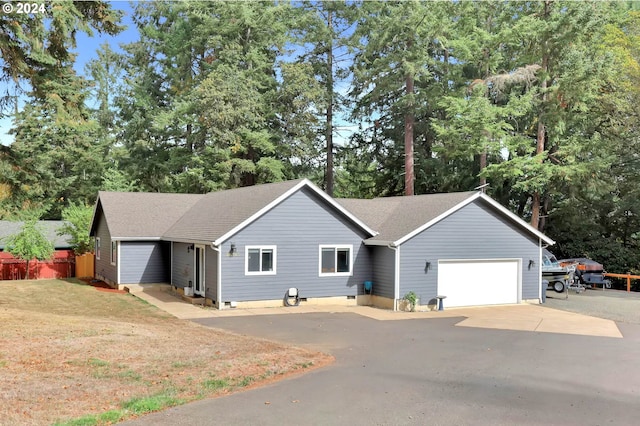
(437, 259), (520, 308)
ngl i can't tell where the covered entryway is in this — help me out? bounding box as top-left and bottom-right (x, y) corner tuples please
(437, 259), (520, 308)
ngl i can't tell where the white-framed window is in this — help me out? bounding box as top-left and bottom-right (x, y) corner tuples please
(245, 245), (277, 275)
(95, 237), (101, 260)
(319, 245), (353, 276)
(110, 240), (117, 265)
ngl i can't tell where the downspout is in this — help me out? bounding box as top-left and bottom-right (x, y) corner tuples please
(540, 239), (548, 303)
(211, 243), (222, 309)
(388, 243), (400, 311)
(538, 238), (542, 302)
(116, 241), (121, 286)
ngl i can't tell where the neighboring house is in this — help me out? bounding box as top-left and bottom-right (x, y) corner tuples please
(0, 221), (74, 280)
(89, 179), (554, 310)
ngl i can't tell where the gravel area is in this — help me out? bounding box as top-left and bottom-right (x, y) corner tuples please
(544, 288), (640, 324)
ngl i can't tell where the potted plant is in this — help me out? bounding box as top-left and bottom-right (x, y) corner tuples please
(403, 291), (418, 312)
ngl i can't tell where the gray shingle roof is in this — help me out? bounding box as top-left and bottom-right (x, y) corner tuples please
(338, 192), (477, 243)
(163, 179), (306, 243)
(93, 192), (204, 239)
(0, 221), (72, 250)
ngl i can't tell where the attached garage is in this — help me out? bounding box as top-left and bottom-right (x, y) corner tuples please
(437, 259), (520, 308)
(340, 190), (555, 311)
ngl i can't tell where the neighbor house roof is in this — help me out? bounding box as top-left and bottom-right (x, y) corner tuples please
(338, 191), (555, 246)
(0, 221), (72, 250)
(164, 179), (376, 245)
(91, 192), (204, 240)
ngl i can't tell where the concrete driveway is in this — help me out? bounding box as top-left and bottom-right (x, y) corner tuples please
(120, 309), (640, 425)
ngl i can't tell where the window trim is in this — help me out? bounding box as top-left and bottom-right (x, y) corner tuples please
(318, 245), (353, 277)
(95, 237), (101, 260)
(245, 245), (277, 275)
(110, 240), (117, 266)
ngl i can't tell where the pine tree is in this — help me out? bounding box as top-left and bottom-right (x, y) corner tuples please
(349, 1), (455, 196)
(0, 1), (122, 112)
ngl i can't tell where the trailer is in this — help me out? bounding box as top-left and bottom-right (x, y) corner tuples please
(559, 258), (611, 289)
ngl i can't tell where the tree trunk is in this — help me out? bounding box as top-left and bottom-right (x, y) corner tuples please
(404, 73), (415, 196)
(531, 0), (550, 231)
(479, 150), (487, 187)
(325, 10), (334, 197)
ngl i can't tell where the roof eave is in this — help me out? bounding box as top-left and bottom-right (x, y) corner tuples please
(390, 192), (555, 247)
(477, 193), (555, 245)
(213, 179), (378, 246)
(363, 239), (396, 247)
(393, 192), (481, 246)
(88, 194), (104, 237)
(111, 237), (163, 241)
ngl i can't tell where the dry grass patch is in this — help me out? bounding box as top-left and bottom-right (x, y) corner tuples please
(0, 279), (333, 425)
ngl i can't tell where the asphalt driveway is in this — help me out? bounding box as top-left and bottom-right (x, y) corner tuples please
(121, 312), (640, 426)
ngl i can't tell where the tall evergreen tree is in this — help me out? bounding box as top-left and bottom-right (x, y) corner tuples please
(348, 1), (455, 196)
(118, 1), (292, 192)
(0, 1), (122, 112)
(5, 68), (105, 218)
(291, 1), (358, 195)
(486, 1), (624, 230)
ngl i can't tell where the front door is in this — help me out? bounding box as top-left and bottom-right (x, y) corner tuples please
(194, 246), (205, 296)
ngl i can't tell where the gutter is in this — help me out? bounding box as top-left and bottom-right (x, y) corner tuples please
(388, 243), (400, 311)
(211, 243), (222, 309)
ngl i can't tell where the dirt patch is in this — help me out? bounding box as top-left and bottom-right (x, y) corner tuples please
(0, 279), (333, 425)
(78, 277), (128, 294)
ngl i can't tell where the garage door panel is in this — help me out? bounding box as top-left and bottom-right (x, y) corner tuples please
(438, 260), (519, 308)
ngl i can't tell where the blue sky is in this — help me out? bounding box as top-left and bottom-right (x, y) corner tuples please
(0, 1), (137, 145)
(0, 1), (360, 146)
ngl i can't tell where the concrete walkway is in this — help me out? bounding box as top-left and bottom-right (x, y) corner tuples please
(125, 284), (622, 338)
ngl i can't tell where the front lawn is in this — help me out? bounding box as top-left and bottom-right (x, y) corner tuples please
(0, 279), (332, 425)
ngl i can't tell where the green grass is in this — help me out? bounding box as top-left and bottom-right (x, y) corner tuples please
(117, 369), (142, 381)
(201, 377), (230, 391)
(88, 358), (109, 367)
(122, 393), (186, 414)
(53, 391), (187, 426)
(237, 375), (255, 387)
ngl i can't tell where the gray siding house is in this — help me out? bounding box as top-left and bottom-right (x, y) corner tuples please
(90, 179), (554, 311)
(339, 192), (554, 310)
(90, 192), (202, 286)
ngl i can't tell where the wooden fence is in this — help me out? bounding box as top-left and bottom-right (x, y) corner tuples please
(603, 273), (640, 292)
(0, 250), (75, 280)
(75, 252), (95, 278)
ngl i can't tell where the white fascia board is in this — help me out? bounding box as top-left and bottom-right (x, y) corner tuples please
(299, 179), (378, 237)
(477, 193), (556, 246)
(214, 179), (377, 246)
(393, 192), (482, 246)
(89, 194), (103, 237)
(110, 237), (163, 241)
(392, 192), (556, 247)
